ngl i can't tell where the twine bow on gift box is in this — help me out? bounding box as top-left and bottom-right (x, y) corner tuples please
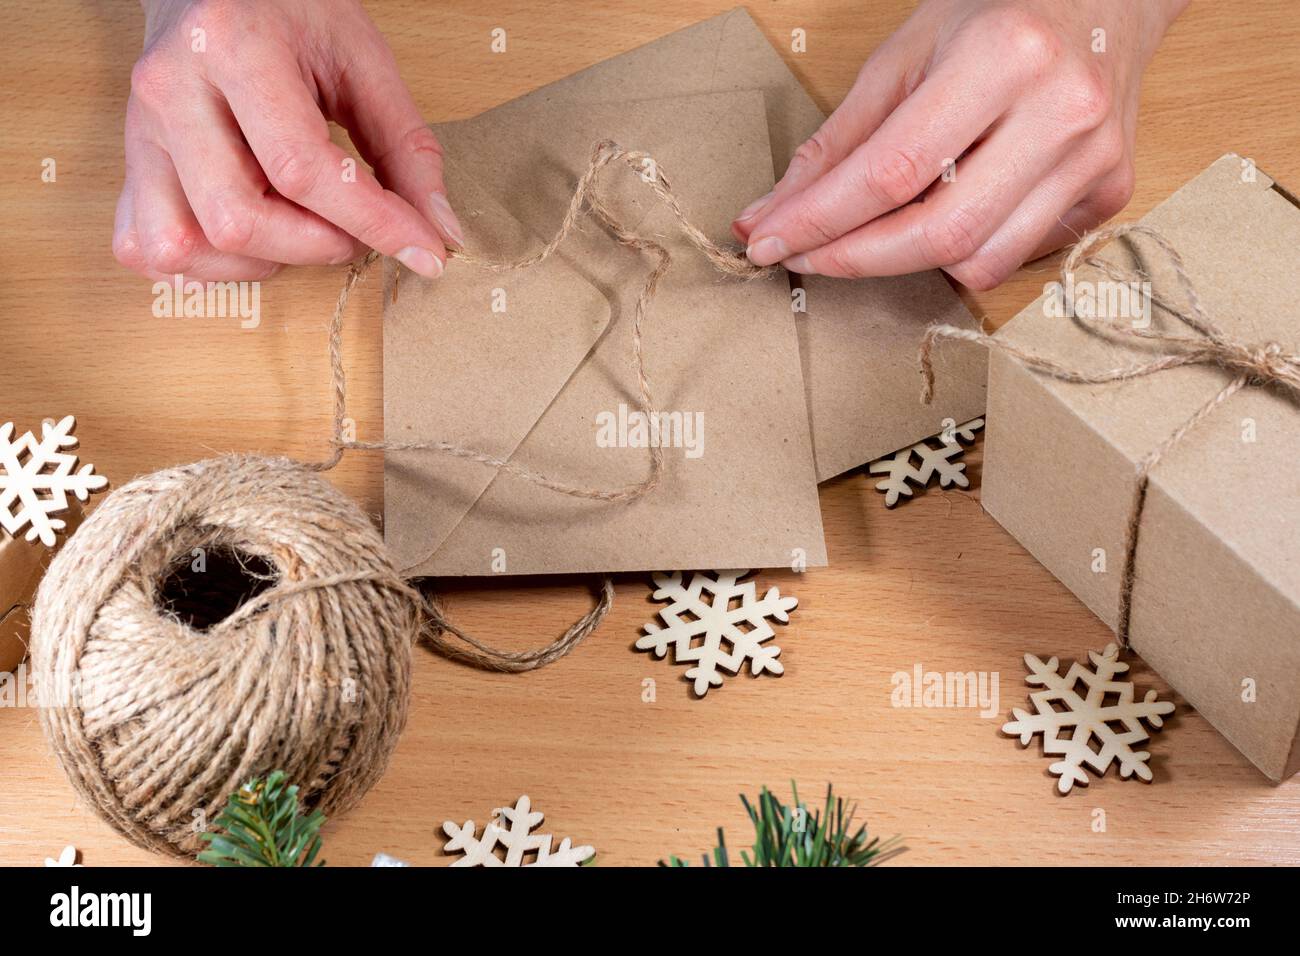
(918, 223), (1300, 647)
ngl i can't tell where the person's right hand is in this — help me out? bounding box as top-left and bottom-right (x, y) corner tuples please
(114, 0), (461, 281)
(732, 0), (1186, 290)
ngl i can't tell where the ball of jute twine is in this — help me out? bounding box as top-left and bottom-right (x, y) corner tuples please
(29, 141), (770, 857)
(31, 455), (418, 856)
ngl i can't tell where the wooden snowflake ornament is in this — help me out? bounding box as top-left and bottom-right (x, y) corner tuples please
(0, 416), (106, 546)
(44, 845), (82, 867)
(1003, 644), (1175, 794)
(868, 417), (983, 507)
(638, 570), (798, 697)
(442, 795), (594, 867)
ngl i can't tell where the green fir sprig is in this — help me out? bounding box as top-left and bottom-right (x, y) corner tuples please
(197, 771), (326, 867)
(661, 782), (901, 867)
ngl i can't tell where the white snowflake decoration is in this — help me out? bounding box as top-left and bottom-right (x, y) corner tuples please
(868, 417), (983, 507)
(442, 795), (594, 867)
(44, 845), (82, 867)
(638, 569), (798, 697)
(0, 416), (106, 546)
(1003, 644), (1175, 794)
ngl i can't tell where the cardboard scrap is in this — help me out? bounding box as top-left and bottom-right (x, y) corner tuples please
(0, 532), (43, 673)
(1, 499), (82, 673)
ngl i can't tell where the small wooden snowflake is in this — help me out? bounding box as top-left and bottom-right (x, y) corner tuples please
(638, 569), (798, 697)
(0, 416), (106, 546)
(442, 795), (594, 867)
(868, 417), (983, 507)
(44, 845), (82, 867)
(1003, 644), (1175, 793)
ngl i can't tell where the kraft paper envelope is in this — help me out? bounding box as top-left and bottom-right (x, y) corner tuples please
(385, 89), (827, 577)
(432, 6), (986, 480)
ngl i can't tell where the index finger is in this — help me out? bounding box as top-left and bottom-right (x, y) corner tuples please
(218, 46), (447, 278)
(325, 26), (463, 249)
(744, 55), (1026, 267)
(733, 40), (910, 242)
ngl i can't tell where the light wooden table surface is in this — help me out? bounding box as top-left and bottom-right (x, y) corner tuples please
(2, 0), (1297, 867)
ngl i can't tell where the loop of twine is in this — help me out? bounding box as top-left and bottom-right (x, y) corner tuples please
(918, 222), (1300, 648)
(216, 564), (615, 675)
(304, 139), (772, 670)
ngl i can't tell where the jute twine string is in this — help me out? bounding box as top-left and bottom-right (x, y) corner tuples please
(31, 141), (770, 855)
(314, 139), (770, 491)
(181, 139), (771, 674)
(310, 139), (772, 670)
(919, 223), (1300, 647)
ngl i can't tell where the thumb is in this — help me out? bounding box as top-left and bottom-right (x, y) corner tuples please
(732, 44), (909, 241)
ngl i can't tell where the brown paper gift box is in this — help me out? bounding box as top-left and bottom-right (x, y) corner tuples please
(982, 154), (1300, 781)
(0, 500), (82, 674)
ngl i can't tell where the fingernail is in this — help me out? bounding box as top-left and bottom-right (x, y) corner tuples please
(783, 254), (813, 274)
(428, 192), (465, 248)
(746, 236), (790, 267)
(734, 191), (774, 224)
(395, 245), (443, 279)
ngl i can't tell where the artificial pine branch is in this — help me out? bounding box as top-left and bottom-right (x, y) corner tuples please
(197, 771), (326, 867)
(660, 782), (901, 867)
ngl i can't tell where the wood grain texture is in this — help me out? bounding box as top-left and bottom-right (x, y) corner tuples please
(1, 0), (1297, 867)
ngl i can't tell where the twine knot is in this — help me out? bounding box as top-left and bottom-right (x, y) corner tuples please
(1240, 340), (1300, 387)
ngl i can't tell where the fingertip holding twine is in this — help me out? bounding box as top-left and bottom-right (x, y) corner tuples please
(30, 141), (764, 855)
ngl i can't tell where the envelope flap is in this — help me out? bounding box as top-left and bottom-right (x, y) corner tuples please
(383, 166), (611, 572)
